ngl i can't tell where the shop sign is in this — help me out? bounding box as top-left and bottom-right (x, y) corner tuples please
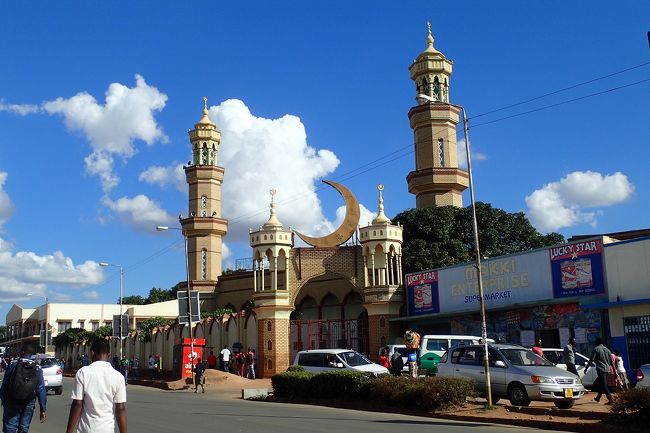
(438, 249), (553, 314)
(405, 270), (439, 316)
(549, 239), (605, 298)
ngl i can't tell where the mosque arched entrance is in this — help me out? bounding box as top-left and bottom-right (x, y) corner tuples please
(289, 272), (368, 361)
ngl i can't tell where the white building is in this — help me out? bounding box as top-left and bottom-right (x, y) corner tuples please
(4, 300), (178, 355)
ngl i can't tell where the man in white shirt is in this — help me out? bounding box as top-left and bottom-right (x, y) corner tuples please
(220, 345), (231, 372)
(65, 339), (127, 433)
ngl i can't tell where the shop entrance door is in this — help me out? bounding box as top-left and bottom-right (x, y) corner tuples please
(624, 315), (650, 370)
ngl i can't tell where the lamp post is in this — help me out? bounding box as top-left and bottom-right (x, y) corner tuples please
(156, 224), (196, 379)
(455, 103), (493, 407)
(416, 93), (493, 406)
(99, 262), (124, 360)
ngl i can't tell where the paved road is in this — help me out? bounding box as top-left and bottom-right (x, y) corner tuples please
(15, 377), (558, 433)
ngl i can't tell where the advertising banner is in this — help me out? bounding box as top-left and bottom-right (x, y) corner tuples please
(437, 249), (553, 314)
(549, 239), (605, 298)
(406, 270), (439, 316)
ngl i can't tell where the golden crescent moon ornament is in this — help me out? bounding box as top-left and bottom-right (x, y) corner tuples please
(295, 180), (360, 248)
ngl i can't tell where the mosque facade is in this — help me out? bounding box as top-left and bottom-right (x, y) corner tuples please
(178, 26), (462, 377)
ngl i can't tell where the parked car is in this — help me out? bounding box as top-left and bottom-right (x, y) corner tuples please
(637, 364), (650, 388)
(437, 343), (586, 408)
(419, 335), (494, 375)
(293, 349), (389, 375)
(541, 348), (598, 388)
(380, 344), (409, 373)
(32, 354), (63, 395)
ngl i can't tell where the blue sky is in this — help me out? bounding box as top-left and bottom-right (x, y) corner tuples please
(0, 1), (648, 317)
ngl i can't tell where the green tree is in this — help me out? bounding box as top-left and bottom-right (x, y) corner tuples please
(146, 287), (175, 303)
(393, 202), (564, 275)
(137, 317), (176, 342)
(119, 295), (146, 305)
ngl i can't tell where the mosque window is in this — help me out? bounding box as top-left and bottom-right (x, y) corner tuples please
(201, 195), (207, 216)
(267, 359), (273, 370)
(438, 139), (445, 167)
(433, 76), (440, 101)
(380, 230), (383, 235)
(201, 249), (207, 280)
(270, 235), (273, 240)
(264, 235), (267, 240)
(267, 321), (272, 332)
(267, 340), (273, 351)
(373, 231), (376, 236)
(201, 144), (208, 164)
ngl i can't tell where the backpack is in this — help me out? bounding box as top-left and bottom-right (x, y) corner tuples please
(245, 352), (253, 364)
(6, 360), (40, 405)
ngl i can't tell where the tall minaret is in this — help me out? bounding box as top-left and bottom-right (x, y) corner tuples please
(181, 98), (229, 293)
(406, 22), (468, 208)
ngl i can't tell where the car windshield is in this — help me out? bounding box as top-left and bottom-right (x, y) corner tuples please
(36, 358), (57, 368)
(339, 351), (371, 367)
(500, 348), (554, 366)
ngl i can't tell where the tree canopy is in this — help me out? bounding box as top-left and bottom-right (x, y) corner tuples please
(119, 286), (176, 305)
(393, 202), (564, 275)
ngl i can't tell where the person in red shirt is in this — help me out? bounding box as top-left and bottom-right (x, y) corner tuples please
(378, 347), (390, 369)
(207, 351), (217, 369)
(532, 338), (544, 357)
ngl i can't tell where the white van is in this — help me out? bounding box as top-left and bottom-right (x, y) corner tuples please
(293, 349), (389, 375)
(419, 335), (493, 375)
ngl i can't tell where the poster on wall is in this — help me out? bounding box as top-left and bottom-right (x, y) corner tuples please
(406, 270), (439, 316)
(549, 239), (605, 298)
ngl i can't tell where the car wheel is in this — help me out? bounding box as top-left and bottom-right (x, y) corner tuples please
(554, 400), (574, 409)
(508, 383), (530, 406)
(55, 387), (63, 395)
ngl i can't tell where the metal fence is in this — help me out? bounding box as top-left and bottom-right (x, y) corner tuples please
(624, 315), (650, 370)
(289, 318), (369, 361)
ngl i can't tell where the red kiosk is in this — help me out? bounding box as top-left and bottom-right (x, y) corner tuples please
(173, 338), (206, 379)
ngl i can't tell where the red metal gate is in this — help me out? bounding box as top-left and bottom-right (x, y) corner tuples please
(290, 319), (369, 361)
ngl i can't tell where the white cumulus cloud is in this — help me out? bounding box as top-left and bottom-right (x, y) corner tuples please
(0, 100), (40, 115)
(0, 238), (105, 301)
(0, 172), (16, 228)
(43, 74), (168, 193)
(82, 290), (100, 300)
(209, 99), (343, 241)
(103, 194), (174, 232)
(139, 163), (186, 192)
(525, 171), (634, 232)
(457, 139), (487, 170)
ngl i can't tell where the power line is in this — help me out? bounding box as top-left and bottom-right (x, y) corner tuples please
(470, 61), (650, 120)
(471, 78), (650, 128)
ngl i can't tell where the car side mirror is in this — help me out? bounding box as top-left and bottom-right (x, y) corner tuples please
(494, 360), (506, 368)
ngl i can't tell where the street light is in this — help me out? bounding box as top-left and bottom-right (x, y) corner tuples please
(417, 94), (493, 406)
(156, 224), (196, 381)
(456, 103), (493, 407)
(99, 262), (124, 360)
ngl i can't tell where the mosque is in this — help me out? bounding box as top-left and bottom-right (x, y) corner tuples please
(178, 25), (467, 378)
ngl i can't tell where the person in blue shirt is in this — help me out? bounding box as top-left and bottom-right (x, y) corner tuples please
(0, 343), (47, 433)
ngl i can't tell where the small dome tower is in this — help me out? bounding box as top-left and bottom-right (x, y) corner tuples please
(249, 189), (293, 292)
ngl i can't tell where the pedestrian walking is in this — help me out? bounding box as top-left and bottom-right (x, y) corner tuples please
(194, 358), (206, 393)
(132, 356), (140, 380)
(532, 338), (544, 357)
(0, 343), (47, 433)
(207, 351), (217, 369)
(378, 347), (390, 369)
(612, 350), (629, 391)
(65, 339), (127, 433)
(390, 350), (404, 376)
(245, 349), (256, 380)
(220, 345), (231, 372)
(235, 351), (245, 376)
(585, 337), (614, 404)
(563, 337), (579, 376)
(148, 354), (156, 380)
(120, 356), (130, 385)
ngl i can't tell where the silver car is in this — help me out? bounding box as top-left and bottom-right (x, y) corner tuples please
(32, 354), (63, 395)
(637, 364), (650, 389)
(437, 343), (586, 408)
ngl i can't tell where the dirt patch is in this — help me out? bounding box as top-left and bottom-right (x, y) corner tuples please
(264, 394), (638, 433)
(163, 370), (270, 391)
